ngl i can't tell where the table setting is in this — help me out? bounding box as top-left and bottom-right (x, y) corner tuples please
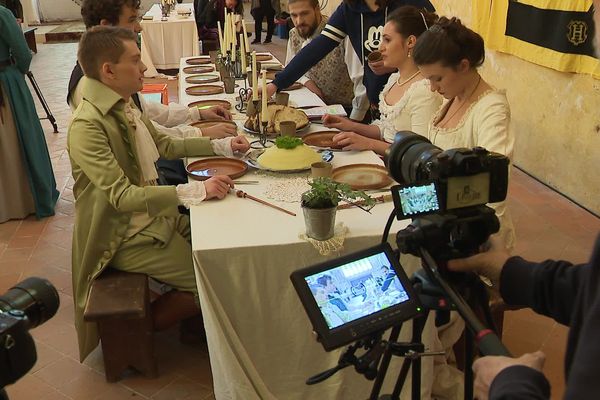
(174, 23), (434, 400)
(140, 2), (199, 77)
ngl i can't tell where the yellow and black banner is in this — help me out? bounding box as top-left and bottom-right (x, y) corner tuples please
(472, 0), (600, 78)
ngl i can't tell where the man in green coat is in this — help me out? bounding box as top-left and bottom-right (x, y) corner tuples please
(68, 26), (249, 361)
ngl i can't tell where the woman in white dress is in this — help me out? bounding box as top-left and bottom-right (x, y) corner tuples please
(413, 16), (515, 250)
(322, 5), (442, 156)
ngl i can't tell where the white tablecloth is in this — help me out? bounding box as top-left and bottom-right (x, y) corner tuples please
(141, 4), (199, 77)
(180, 56), (440, 400)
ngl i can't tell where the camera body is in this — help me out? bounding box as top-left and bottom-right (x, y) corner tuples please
(385, 132), (510, 260)
(386, 132), (509, 220)
(0, 278), (59, 390)
(0, 311), (37, 389)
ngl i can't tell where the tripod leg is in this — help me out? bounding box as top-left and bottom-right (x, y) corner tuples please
(390, 313), (426, 400)
(369, 324), (402, 400)
(26, 72), (59, 133)
(464, 328), (474, 400)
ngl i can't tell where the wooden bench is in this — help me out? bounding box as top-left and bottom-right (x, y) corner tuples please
(83, 269), (157, 382)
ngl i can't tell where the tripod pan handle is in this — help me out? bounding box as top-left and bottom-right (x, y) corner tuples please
(476, 329), (511, 357)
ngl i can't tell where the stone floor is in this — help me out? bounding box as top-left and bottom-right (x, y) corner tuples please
(0, 39), (598, 399)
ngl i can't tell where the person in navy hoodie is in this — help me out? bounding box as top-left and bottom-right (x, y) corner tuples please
(266, 0), (434, 121)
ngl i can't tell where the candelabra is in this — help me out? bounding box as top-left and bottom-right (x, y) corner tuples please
(249, 102), (273, 149)
(159, 0), (174, 18)
(235, 74), (251, 113)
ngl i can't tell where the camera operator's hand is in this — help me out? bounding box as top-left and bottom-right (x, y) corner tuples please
(446, 237), (510, 287)
(472, 351), (546, 400)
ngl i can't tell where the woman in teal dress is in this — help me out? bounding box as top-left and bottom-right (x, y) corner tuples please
(0, 5), (58, 223)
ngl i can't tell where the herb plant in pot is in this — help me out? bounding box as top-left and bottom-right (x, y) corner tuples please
(301, 177), (375, 240)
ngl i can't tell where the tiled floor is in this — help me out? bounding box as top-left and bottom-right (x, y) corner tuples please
(0, 38), (598, 400)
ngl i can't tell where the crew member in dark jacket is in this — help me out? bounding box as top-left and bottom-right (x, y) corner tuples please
(447, 234), (600, 399)
(250, 0), (280, 44)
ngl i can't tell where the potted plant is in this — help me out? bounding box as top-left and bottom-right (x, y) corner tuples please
(301, 177), (375, 240)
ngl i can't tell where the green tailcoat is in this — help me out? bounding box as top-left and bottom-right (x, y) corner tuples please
(68, 77), (214, 361)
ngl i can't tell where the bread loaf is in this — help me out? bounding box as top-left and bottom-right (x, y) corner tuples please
(245, 105), (309, 133)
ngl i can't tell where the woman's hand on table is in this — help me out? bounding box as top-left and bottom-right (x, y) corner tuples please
(323, 114), (354, 131)
(202, 123), (238, 139)
(332, 131), (373, 151)
(230, 136), (250, 153)
(204, 176), (235, 200)
(199, 106), (232, 121)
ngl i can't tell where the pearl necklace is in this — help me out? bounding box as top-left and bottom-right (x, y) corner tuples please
(396, 70), (421, 87)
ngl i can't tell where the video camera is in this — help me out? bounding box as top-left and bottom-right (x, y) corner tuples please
(0, 278), (59, 396)
(387, 131), (509, 260)
(290, 131), (511, 399)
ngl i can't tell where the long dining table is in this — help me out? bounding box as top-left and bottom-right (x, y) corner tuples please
(178, 55), (440, 400)
(141, 3), (199, 77)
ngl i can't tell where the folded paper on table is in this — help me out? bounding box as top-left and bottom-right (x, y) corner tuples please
(303, 104), (347, 120)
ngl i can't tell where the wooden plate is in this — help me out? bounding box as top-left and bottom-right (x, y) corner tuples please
(256, 54), (273, 62)
(303, 131), (343, 150)
(282, 82), (303, 91)
(186, 85), (224, 96)
(191, 119), (237, 130)
(185, 74), (220, 84)
(183, 66), (215, 74)
(186, 157), (248, 181)
(331, 164), (393, 190)
(186, 57), (211, 65)
(188, 99), (232, 110)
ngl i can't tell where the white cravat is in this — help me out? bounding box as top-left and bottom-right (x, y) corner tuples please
(124, 101), (160, 185)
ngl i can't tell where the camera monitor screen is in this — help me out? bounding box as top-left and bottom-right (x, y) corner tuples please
(391, 181), (441, 220)
(290, 243), (421, 351)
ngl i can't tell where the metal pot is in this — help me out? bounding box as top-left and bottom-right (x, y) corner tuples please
(302, 205), (337, 240)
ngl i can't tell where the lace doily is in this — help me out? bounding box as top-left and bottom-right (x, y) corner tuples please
(299, 223), (349, 256)
(264, 177), (310, 203)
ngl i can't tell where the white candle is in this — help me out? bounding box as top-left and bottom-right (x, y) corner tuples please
(261, 70), (268, 122)
(231, 15), (237, 49)
(217, 21), (225, 57)
(242, 19), (250, 51)
(240, 33), (246, 73)
(252, 51), (258, 100)
(224, 11), (230, 51)
(232, 36), (236, 62)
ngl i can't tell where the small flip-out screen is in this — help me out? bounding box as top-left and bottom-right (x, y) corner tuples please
(391, 182), (441, 220)
(291, 243), (421, 351)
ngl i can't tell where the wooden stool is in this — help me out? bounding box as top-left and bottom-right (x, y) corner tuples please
(83, 269), (157, 382)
